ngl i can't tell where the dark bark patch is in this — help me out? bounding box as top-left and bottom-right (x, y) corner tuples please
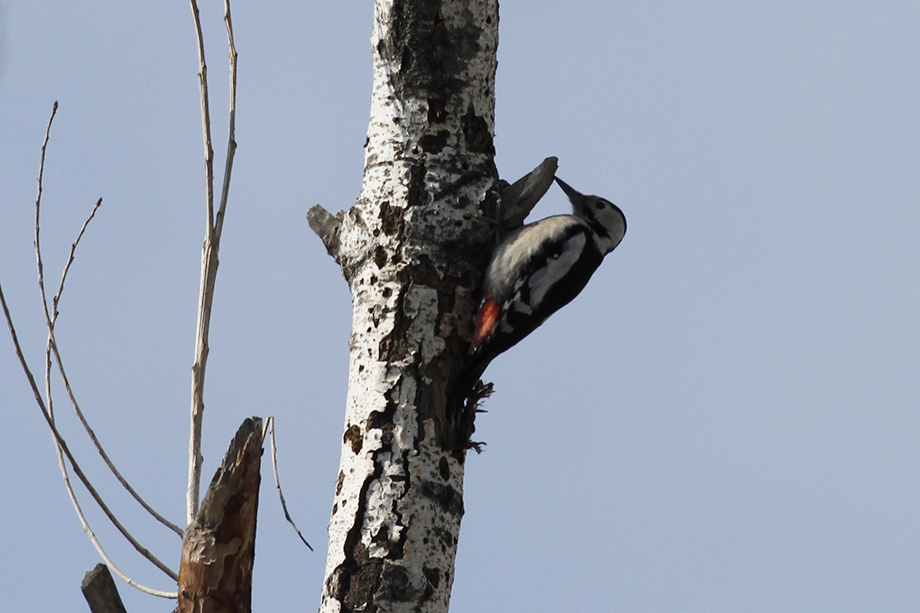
(430, 526), (457, 553)
(387, 2), (457, 99)
(421, 480), (464, 516)
(379, 332), (409, 364)
(431, 264), (460, 315)
(343, 557), (383, 612)
(378, 288), (409, 363)
(419, 130), (450, 154)
(427, 93), (447, 124)
(412, 254), (441, 286)
(423, 566), (441, 589)
(438, 456), (451, 481)
(372, 525), (392, 555)
(344, 424), (363, 455)
(374, 245), (388, 269)
(406, 162), (428, 208)
(375, 562), (429, 606)
(379, 202), (403, 236)
(462, 102), (494, 155)
(336, 471), (346, 495)
(368, 386), (399, 450)
(384, 0), (485, 125)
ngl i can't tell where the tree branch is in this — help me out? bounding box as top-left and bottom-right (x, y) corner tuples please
(265, 417), (313, 550)
(41, 198), (184, 537)
(5, 102), (178, 596)
(187, 0), (238, 525)
(187, 0), (214, 526)
(0, 276), (179, 595)
(215, 0), (238, 241)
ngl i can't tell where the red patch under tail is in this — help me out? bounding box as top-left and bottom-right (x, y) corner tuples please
(470, 299), (501, 353)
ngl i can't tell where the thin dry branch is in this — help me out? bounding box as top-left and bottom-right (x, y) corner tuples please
(186, 0), (239, 525)
(216, 0), (238, 240)
(265, 417), (313, 550)
(51, 197), (102, 317)
(33, 100), (57, 301)
(0, 278), (179, 597)
(187, 0), (213, 526)
(38, 198), (183, 536)
(9, 103), (179, 596)
(189, 0), (214, 228)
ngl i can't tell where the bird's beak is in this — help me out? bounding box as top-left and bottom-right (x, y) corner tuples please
(554, 176), (584, 203)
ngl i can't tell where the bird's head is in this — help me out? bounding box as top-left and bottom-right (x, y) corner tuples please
(555, 176), (626, 255)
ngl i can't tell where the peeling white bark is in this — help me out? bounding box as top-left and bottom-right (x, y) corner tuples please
(316, 1), (499, 611)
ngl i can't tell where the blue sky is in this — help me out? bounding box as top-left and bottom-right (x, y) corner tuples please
(1, 2), (918, 611)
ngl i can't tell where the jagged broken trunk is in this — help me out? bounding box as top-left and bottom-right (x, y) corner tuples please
(310, 1), (499, 611)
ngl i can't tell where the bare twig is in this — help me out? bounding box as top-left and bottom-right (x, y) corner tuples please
(217, 0), (238, 241)
(51, 198), (102, 318)
(0, 278), (179, 596)
(39, 197), (184, 536)
(189, 0), (214, 228)
(20, 103), (179, 592)
(264, 417), (313, 550)
(187, 0), (213, 526)
(33, 101), (58, 303)
(186, 0), (239, 524)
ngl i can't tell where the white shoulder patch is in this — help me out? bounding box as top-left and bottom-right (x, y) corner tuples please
(528, 232), (587, 306)
(487, 215), (585, 286)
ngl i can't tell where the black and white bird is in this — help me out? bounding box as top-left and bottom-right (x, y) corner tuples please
(463, 176), (626, 387)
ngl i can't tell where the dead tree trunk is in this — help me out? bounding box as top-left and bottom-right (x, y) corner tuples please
(309, 1), (499, 611)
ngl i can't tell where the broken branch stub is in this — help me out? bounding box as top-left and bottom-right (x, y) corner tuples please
(499, 156), (558, 229)
(307, 204), (343, 259)
(178, 417), (264, 613)
(81, 564), (128, 613)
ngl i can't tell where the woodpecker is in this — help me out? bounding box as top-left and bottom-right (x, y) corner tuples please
(462, 177), (626, 389)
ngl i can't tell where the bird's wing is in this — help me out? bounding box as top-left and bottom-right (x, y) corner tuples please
(484, 215), (589, 303)
(471, 216), (591, 351)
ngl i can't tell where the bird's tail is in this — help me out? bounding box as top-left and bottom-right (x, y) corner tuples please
(445, 351), (493, 451)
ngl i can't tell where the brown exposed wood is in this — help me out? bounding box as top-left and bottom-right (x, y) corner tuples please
(81, 563), (128, 613)
(178, 417), (263, 613)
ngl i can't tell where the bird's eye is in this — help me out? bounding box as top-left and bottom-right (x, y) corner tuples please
(595, 201), (606, 210)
